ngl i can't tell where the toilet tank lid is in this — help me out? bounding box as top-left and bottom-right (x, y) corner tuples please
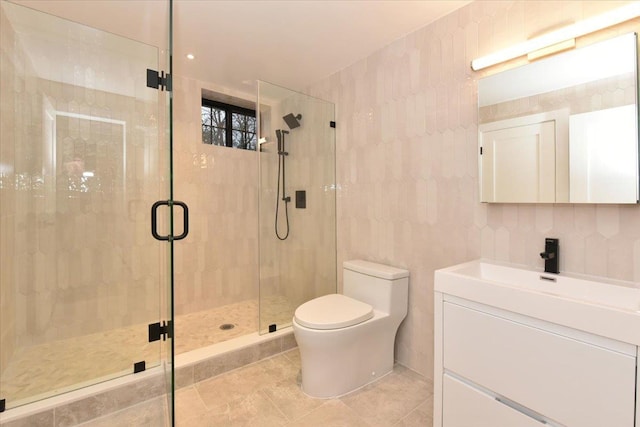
(343, 260), (409, 280)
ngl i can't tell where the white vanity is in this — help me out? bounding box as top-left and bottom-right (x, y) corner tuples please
(433, 260), (640, 427)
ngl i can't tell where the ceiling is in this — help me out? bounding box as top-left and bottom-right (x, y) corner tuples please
(11, 0), (470, 98)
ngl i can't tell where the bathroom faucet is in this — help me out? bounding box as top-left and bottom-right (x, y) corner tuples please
(539, 238), (559, 274)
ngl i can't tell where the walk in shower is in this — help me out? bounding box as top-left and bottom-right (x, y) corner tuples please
(168, 80), (336, 353)
(257, 81), (337, 334)
(0, 0), (174, 421)
(0, 1), (337, 424)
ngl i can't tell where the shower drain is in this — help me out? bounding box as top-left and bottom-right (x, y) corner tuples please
(219, 323), (235, 330)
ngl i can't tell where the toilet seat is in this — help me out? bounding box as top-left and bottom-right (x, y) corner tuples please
(294, 294), (374, 330)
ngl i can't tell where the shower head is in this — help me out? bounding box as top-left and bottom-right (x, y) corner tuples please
(283, 113), (302, 130)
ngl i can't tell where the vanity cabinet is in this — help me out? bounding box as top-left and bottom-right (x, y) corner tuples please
(434, 295), (638, 427)
(443, 374), (543, 427)
(434, 260), (640, 427)
(440, 299), (636, 426)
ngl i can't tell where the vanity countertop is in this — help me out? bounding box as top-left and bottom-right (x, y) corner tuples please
(435, 260), (640, 346)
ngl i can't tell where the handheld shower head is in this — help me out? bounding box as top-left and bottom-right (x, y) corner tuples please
(275, 129), (282, 151)
(283, 113), (302, 129)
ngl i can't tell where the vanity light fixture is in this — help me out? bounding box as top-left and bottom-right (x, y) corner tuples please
(186, 53), (195, 60)
(471, 2), (640, 71)
(526, 38), (576, 62)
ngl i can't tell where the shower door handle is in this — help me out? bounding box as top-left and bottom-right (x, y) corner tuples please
(173, 201), (189, 241)
(151, 200), (189, 241)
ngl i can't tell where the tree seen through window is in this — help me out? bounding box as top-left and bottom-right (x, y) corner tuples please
(202, 99), (256, 150)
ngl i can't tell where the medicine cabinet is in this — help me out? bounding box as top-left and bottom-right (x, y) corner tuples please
(478, 32), (639, 203)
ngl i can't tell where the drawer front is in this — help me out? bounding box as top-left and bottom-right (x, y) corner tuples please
(443, 374), (544, 427)
(443, 302), (636, 427)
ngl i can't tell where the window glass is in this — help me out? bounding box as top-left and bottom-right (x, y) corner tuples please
(201, 99), (256, 150)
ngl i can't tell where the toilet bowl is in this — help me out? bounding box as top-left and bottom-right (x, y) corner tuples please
(292, 260), (409, 398)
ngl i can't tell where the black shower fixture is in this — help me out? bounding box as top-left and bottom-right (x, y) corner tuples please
(283, 113), (302, 129)
(275, 128), (291, 240)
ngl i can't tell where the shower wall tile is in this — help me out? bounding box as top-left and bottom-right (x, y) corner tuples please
(171, 75), (259, 316)
(172, 75), (336, 324)
(308, 0), (640, 379)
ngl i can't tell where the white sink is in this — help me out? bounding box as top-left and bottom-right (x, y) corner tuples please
(435, 260), (640, 346)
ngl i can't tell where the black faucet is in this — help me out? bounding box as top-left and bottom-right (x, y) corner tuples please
(540, 238), (559, 274)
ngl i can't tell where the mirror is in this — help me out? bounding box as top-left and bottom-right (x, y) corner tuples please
(478, 32), (639, 204)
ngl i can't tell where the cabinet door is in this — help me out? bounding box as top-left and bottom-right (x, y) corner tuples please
(443, 374), (545, 427)
(480, 120), (556, 202)
(443, 302), (636, 427)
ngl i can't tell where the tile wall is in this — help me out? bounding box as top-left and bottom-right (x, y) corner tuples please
(307, 0), (640, 378)
(171, 75), (260, 316)
(172, 76), (338, 326)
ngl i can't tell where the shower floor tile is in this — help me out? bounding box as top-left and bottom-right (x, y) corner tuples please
(0, 322), (158, 407)
(1, 296), (295, 409)
(173, 299), (258, 355)
(174, 295), (295, 354)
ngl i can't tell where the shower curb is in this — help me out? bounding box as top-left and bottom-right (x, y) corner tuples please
(0, 331), (296, 427)
(175, 329), (297, 389)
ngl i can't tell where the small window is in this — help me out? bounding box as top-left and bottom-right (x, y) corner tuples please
(201, 99), (257, 150)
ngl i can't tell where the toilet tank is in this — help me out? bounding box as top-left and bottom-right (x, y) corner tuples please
(343, 260), (409, 316)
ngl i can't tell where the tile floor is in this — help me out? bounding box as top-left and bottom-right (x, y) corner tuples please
(82, 348), (433, 427)
(1, 297), (294, 408)
(175, 349), (433, 427)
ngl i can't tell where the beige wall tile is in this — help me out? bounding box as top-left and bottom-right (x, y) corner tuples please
(172, 75), (259, 316)
(307, 1), (640, 379)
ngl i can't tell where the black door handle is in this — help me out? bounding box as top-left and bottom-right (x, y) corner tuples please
(173, 201), (189, 241)
(151, 200), (189, 241)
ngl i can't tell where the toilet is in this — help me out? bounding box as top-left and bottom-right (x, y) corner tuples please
(292, 260), (409, 398)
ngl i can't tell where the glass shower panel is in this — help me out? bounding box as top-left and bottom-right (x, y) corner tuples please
(257, 81), (337, 334)
(0, 1), (171, 411)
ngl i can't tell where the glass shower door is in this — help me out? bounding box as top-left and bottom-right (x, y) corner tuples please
(0, 0), (173, 417)
(257, 81), (337, 334)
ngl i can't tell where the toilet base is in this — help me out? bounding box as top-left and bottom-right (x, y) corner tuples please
(293, 312), (399, 399)
(300, 366), (394, 399)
